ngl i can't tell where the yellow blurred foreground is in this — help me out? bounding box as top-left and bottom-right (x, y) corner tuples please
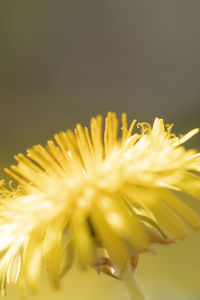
(4, 232), (200, 300)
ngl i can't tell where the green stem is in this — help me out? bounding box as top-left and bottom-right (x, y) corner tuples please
(123, 267), (147, 300)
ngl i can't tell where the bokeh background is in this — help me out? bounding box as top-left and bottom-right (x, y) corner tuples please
(0, 1), (200, 299)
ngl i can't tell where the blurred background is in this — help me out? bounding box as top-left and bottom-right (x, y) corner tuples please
(0, 0), (200, 299)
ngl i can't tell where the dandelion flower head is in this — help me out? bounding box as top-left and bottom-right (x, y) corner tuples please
(0, 112), (200, 296)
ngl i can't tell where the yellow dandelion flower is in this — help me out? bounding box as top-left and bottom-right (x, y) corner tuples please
(0, 112), (200, 299)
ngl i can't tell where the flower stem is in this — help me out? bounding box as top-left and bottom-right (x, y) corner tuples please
(123, 267), (147, 300)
